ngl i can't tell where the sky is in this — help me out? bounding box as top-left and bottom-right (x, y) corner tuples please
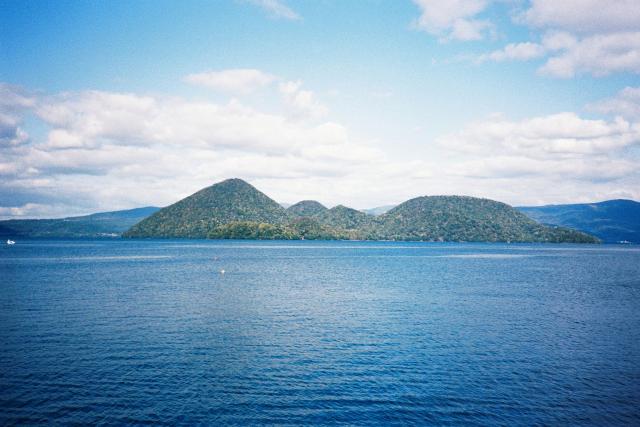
(1, 0), (639, 218)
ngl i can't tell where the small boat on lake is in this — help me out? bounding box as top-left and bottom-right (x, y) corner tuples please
(6, 240), (15, 245)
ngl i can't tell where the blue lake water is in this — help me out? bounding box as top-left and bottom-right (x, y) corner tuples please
(1, 240), (639, 425)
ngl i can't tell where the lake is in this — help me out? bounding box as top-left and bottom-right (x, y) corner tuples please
(1, 240), (639, 425)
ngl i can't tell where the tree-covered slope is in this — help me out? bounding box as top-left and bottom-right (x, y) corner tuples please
(518, 199), (640, 243)
(313, 205), (375, 238)
(124, 178), (288, 238)
(286, 200), (328, 217)
(286, 203), (376, 239)
(377, 196), (598, 243)
(121, 178), (599, 242)
(0, 207), (159, 238)
(4, 179), (603, 243)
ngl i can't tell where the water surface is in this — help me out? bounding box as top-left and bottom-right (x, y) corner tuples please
(1, 240), (639, 425)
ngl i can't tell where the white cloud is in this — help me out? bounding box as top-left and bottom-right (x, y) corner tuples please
(184, 69), (276, 93)
(244, 0), (300, 20)
(278, 80), (328, 119)
(0, 84), (34, 147)
(523, 0), (640, 34)
(440, 112), (640, 157)
(2, 82), (639, 218)
(0, 84), (392, 217)
(433, 110), (640, 201)
(540, 31), (578, 51)
(0, 83), (35, 110)
(478, 42), (546, 62)
(0, 203), (57, 218)
(477, 1), (640, 77)
(0, 113), (29, 146)
(432, 109), (640, 203)
(412, 0), (492, 41)
(479, 31), (640, 78)
(588, 87), (640, 119)
(538, 32), (640, 78)
(450, 155), (636, 181)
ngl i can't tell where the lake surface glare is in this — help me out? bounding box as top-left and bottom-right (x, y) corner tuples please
(1, 240), (639, 425)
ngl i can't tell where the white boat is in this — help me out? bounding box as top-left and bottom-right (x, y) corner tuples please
(6, 239), (15, 245)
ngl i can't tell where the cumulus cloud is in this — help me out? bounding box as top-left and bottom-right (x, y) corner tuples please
(522, 0), (640, 34)
(0, 203), (74, 219)
(278, 80), (328, 119)
(477, 42), (546, 62)
(412, 0), (493, 41)
(0, 83), (35, 110)
(588, 87), (640, 119)
(481, 32), (640, 78)
(244, 0), (300, 20)
(2, 81), (639, 218)
(0, 83), (392, 218)
(33, 90), (342, 155)
(538, 32), (640, 78)
(184, 69), (276, 93)
(439, 112), (640, 157)
(435, 110), (640, 200)
(0, 113), (29, 146)
(450, 155), (636, 182)
(477, 1), (640, 77)
(0, 84), (34, 147)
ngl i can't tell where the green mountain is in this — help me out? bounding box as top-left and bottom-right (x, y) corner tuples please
(124, 178), (289, 238)
(0, 207), (159, 238)
(518, 200), (640, 243)
(286, 202), (375, 239)
(122, 179), (598, 243)
(314, 205), (375, 238)
(3, 179), (603, 243)
(376, 196), (598, 243)
(286, 200), (328, 217)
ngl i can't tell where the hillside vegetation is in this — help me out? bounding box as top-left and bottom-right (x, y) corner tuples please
(376, 196), (595, 243)
(124, 179), (288, 238)
(124, 178), (598, 243)
(286, 200), (328, 217)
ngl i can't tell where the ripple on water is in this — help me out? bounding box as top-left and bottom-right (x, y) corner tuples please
(1, 240), (639, 425)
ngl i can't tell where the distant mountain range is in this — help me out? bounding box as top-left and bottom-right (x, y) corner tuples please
(0, 207), (159, 238)
(518, 200), (640, 243)
(123, 178), (597, 243)
(3, 180), (636, 243)
(362, 205), (396, 216)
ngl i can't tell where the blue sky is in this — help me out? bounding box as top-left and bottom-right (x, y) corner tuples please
(1, 0), (639, 218)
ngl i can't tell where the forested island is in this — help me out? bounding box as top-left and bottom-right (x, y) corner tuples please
(123, 178), (598, 243)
